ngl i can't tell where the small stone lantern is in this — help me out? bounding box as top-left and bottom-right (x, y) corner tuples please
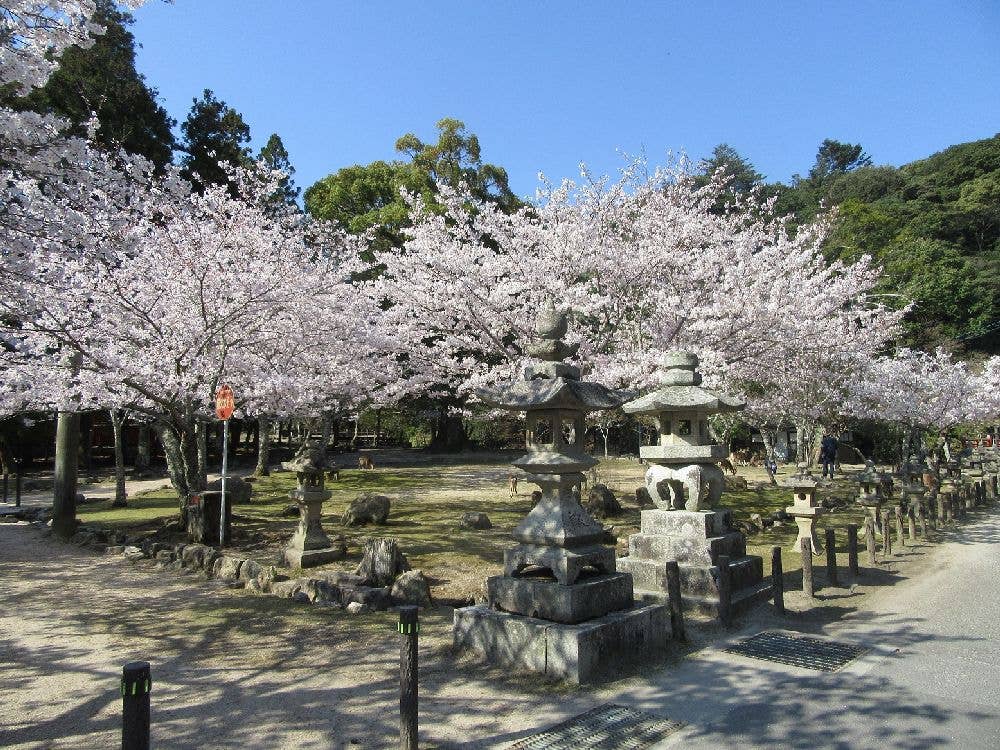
(857, 460), (884, 536)
(782, 464), (824, 554)
(283, 442), (340, 568)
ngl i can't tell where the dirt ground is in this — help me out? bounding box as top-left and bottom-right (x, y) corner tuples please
(0, 476), (959, 749)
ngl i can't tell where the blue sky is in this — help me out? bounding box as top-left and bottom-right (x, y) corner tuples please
(130, 1), (1000, 201)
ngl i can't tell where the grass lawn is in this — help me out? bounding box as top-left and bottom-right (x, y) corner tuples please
(77, 454), (876, 601)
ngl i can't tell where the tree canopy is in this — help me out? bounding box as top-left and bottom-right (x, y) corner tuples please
(179, 88), (252, 192)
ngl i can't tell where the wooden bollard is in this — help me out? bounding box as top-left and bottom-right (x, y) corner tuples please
(937, 492), (946, 527)
(917, 503), (928, 539)
(825, 528), (838, 587)
(895, 506), (906, 547)
(665, 560), (687, 642)
(2, 471), (7, 503)
(398, 606), (419, 750)
(864, 516), (877, 566)
(847, 524), (859, 578)
(771, 546), (784, 614)
(121, 661), (151, 750)
(14, 470), (22, 507)
(881, 510), (892, 557)
(906, 505), (917, 542)
(800, 538), (814, 598)
(717, 555), (732, 625)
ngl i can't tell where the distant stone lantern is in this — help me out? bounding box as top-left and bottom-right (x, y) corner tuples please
(856, 459), (883, 535)
(283, 442), (339, 568)
(782, 464), (824, 554)
(452, 306), (671, 683)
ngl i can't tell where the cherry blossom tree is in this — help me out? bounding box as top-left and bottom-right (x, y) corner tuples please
(369, 163), (904, 438)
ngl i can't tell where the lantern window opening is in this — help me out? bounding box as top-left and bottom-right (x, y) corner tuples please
(677, 419), (692, 437)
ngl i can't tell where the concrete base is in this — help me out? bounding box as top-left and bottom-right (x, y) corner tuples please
(284, 547), (342, 568)
(487, 572), (632, 624)
(453, 603), (670, 683)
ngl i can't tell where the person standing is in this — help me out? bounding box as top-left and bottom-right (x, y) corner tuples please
(820, 433), (839, 479)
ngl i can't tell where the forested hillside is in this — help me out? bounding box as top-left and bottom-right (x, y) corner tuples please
(772, 135), (1000, 355)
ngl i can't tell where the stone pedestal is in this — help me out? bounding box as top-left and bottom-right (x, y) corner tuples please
(284, 488), (339, 568)
(617, 509), (769, 617)
(786, 506), (824, 555)
(454, 602), (670, 683)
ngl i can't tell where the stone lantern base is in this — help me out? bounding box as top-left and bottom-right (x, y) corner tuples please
(454, 602), (670, 683)
(283, 489), (343, 568)
(786, 505), (824, 555)
(617, 509), (770, 618)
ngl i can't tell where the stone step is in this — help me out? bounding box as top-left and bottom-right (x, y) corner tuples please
(637, 509), (733, 538)
(636, 577), (774, 619)
(618, 554), (764, 599)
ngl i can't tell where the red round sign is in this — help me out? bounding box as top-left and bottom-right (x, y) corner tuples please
(215, 384), (235, 420)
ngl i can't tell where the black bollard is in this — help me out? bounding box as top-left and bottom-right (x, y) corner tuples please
(825, 528), (838, 587)
(800, 538), (814, 598)
(15, 470), (22, 507)
(771, 546), (784, 614)
(2, 471), (7, 503)
(121, 661), (151, 750)
(717, 555), (732, 625)
(847, 524), (859, 578)
(399, 605), (419, 750)
(665, 560), (687, 642)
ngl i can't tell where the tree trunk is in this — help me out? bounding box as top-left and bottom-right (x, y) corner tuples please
(134, 423), (150, 473)
(254, 415), (272, 476)
(52, 410), (81, 537)
(110, 409), (127, 507)
(355, 537), (411, 586)
(760, 428), (778, 485)
(196, 420), (208, 482)
(155, 418), (206, 523)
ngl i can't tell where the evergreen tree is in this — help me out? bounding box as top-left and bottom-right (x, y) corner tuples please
(257, 133), (299, 207)
(179, 89), (251, 193)
(6, 0), (175, 170)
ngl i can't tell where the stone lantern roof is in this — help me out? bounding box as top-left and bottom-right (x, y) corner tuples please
(476, 305), (625, 414)
(622, 352), (744, 416)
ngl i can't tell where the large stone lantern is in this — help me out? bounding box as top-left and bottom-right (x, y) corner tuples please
(452, 307), (671, 683)
(617, 352), (770, 617)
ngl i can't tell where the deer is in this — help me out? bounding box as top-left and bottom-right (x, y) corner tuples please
(719, 458), (737, 475)
(358, 455), (375, 470)
(508, 474), (518, 498)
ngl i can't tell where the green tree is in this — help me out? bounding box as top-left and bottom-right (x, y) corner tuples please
(305, 118), (521, 254)
(179, 89), (251, 192)
(257, 133), (299, 207)
(6, 0), (175, 170)
(693, 143), (768, 213)
(808, 139), (873, 183)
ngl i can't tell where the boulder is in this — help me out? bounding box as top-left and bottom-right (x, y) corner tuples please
(270, 580), (311, 603)
(583, 484), (622, 518)
(212, 555), (246, 581)
(155, 549), (175, 564)
(180, 543), (212, 569)
(346, 601), (370, 615)
(635, 486), (654, 509)
(205, 476), (253, 505)
(301, 578), (341, 604)
(122, 546), (146, 562)
(341, 585), (392, 611)
(105, 545), (125, 556)
(460, 512), (492, 530)
(390, 570), (433, 607)
(239, 559), (264, 583)
(280, 504), (300, 518)
(342, 493), (391, 526)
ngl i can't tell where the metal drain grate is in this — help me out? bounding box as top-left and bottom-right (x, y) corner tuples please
(508, 703), (684, 750)
(724, 631), (869, 672)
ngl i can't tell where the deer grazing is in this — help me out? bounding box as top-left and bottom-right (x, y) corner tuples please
(358, 455), (375, 470)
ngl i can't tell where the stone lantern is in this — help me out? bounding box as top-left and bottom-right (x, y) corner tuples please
(782, 465), (824, 554)
(452, 307), (670, 683)
(283, 442), (341, 568)
(617, 352), (770, 617)
(856, 460), (884, 536)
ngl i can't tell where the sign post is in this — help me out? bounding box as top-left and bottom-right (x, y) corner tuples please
(215, 384), (235, 547)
